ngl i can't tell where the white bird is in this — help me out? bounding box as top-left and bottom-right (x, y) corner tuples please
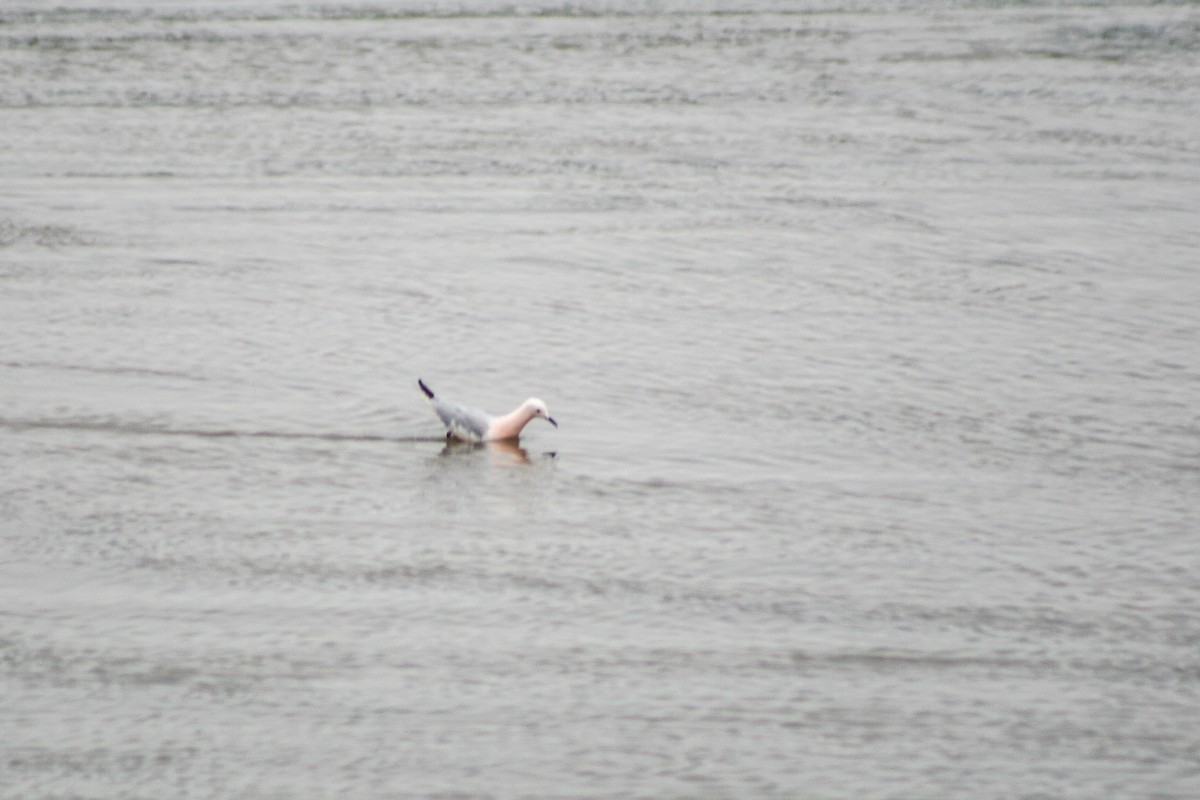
(418, 379), (557, 442)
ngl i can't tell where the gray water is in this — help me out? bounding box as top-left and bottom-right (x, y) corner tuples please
(2, 1), (1199, 797)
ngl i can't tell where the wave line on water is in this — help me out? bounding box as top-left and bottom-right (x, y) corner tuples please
(0, 418), (444, 444)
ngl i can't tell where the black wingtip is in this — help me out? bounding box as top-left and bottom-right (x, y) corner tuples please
(418, 379), (434, 399)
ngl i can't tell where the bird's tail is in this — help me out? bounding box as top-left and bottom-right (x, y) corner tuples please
(418, 379), (435, 400)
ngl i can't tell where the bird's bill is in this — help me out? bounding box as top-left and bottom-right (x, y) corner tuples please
(547, 416), (558, 428)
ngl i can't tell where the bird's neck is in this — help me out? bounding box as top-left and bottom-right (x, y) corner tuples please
(488, 403), (536, 441)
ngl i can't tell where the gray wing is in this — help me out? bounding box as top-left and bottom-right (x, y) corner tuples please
(433, 398), (490, 442)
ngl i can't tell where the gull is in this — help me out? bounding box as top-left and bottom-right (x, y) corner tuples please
(418, 379), (557, 442)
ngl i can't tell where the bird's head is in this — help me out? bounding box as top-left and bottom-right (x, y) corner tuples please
(527, 398), (557, 428)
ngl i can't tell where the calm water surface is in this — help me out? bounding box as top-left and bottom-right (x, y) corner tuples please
(2, 1), (1199, 797)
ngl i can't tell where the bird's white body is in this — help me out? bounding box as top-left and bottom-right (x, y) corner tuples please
(419, 380), (557, 442)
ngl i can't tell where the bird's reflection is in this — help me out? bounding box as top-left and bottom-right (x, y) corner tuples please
(438, 438), (557, 465)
